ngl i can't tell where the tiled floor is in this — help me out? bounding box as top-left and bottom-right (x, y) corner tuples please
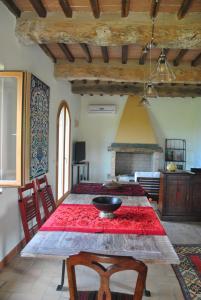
(0, 220), (201, 300)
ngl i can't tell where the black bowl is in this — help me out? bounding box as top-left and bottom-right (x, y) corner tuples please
(92, 196), (122, 214)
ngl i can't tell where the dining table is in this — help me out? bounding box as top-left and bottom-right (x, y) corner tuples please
(21, 192), (179, 264)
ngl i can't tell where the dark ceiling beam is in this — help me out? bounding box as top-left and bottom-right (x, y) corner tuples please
(139, 46), (149, 65)
(101, 46), (109, 63)
(122, 45), (128, 64)
(71, 81), (201, 98)
(173, 49), (188, 66)
(58, 0), (72, 17)
(80, 43), (92, 63)
(191, 52), (201, 67)
(121, 0), (130, 17)
(89, 0), (100, 18)
(1, 0), (21, 17)
(58, 43), (74, 62)
(39, 44), (57, 63)
(29, 0), (46, 17)
(150, 0), (160, 18)
(177, 0), (193, 19)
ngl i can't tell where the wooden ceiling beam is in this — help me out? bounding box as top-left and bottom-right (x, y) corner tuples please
(173, 49), (188, 66)
(58, 43), (74, 62)
(89, 0), (100, 18)
(101, 46), (109, 63)
(1, 0), (21, 17)
(80, 43), (92, 63)
(191, 52), (201, 67)
(121, 0), (130, 18)
(29, 0), (46, 17)
(39, 44), (57, 63)
(71, 81), (201, 97)
(16, 12), (201, 48)
(139, 46), (149, 65)
(55, 59), (201, 83)
(122, 45), (128, 64)
(177, 0), (193, 19)
(58, 0), (72, 18)
(150, 0), (160, 18)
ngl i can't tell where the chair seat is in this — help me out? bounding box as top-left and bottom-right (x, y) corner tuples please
(77, 291), (133, 300)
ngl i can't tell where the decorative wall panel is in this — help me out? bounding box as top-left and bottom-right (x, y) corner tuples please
(30, 75), (49, 179)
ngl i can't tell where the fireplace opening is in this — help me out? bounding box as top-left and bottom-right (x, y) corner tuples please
(115, 152), (153, 175)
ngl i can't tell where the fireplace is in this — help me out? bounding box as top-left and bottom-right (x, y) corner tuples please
(108, 143), (163, 178)
(109, 96), (163, 178)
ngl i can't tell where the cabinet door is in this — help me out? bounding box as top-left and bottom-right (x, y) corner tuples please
(165, 176), (190, 215)
(190, 175), (201, 216)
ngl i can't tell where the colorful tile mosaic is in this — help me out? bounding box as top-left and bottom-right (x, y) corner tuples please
(30, 75), (49, 179)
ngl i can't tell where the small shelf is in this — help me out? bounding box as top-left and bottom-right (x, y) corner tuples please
(165, 139), (186, 170)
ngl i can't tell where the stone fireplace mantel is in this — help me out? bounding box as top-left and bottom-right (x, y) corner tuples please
(108, 143), (163, 153)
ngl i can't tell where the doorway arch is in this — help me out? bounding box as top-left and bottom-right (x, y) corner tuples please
(56, 101), (71, 201)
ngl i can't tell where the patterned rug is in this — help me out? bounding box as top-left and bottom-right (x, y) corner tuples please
(172, 244), (201, 300)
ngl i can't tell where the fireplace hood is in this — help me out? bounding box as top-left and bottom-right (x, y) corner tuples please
(108, 96), (163, 153)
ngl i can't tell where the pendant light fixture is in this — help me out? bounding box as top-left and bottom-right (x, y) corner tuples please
(144, 17), (158, 99)
(139, 15), (176, 105)
(139, 79), (150, 106)
(139, 96), (150, 106)
(151, 48), (176, 82)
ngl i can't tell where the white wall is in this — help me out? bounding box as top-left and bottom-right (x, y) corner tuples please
(0, 3), (81, 261)
(148, 97), (201, 170)
(78, 95), (127, 181)
(79, 96), (201, 182)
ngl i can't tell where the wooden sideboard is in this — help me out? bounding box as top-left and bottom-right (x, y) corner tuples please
(158, 171), (201, 221)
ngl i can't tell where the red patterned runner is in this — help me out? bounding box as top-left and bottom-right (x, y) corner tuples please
(71, 183), (145, 196)
(40, 204), (166, 235)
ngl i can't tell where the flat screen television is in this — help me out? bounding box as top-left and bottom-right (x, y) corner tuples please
(73, 141), (86, 163)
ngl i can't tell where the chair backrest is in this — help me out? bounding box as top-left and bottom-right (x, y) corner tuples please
(36, 175), (56, 220)
(18, 181), (42, 243)
(67, 252), (147, 300)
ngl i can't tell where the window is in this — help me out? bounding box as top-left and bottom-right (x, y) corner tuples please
(0, 72), (23, 187)
(56, 101), (71, 200)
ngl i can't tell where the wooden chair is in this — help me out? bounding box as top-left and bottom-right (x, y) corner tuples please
(18, 181), (42, 243)
(36, 174), (56, 220)
(67, 252), (148, 300)
(35, 174), (65, 291)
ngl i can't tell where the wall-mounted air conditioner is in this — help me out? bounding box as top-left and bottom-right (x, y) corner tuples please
(88, 104), (116, 114)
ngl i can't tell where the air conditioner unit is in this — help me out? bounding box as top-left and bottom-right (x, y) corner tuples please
(88, 104), (116, 114)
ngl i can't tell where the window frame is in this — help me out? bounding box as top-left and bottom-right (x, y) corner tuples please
(0, 71), (24, 187)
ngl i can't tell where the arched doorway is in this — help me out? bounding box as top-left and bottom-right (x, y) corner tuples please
(56, 101), (71, 201)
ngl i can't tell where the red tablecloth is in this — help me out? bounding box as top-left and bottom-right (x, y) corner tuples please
(40, 204), (166, 235)
(71, 183), (145, 196)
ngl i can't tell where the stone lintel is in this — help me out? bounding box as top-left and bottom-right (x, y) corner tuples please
(108, 143), (163, 153)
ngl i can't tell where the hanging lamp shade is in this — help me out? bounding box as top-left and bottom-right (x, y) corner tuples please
(138, 96), (150, 106)
(145, 82), (158, 98)
(152, 50), (176, 82)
